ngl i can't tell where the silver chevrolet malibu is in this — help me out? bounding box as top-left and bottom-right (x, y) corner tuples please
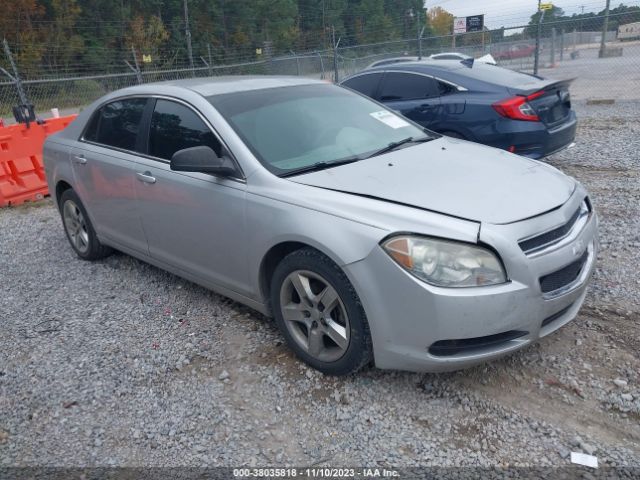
(43, 77), (598, 375)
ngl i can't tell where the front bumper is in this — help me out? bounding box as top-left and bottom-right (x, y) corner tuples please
(345, 187), (597, 372)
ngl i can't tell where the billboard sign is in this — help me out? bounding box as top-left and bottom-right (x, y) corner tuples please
(453, 14), (484, 34)
(466, 14), (484, 32)
(453, 17), (467, 34)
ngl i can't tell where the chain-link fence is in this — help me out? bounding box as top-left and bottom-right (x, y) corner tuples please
(2, 11), (639, 121)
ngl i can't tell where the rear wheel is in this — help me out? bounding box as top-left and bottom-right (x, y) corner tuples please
(271, 248), (372, 375)
(59, 189), (111, 261)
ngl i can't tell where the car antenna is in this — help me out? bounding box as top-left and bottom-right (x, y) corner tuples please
(460, 57), (474, 68)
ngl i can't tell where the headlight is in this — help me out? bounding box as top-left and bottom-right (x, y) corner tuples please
(382, 235), (507, 287)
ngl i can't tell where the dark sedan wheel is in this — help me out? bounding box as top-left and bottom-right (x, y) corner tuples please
(59, 189), (111, 261)
(271, 248), (372, 375)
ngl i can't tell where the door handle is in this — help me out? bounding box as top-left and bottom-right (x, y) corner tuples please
(136, 171), (156, 184)
(73, 155), (87, 165)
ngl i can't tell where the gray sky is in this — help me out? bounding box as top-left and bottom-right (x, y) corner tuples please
(422, 0), (636, 29)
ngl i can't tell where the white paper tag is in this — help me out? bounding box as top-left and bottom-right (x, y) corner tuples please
(570, 452), (598, 468)
(370, 110), (410, 129)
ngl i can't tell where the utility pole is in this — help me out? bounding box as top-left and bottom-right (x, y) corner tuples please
(416, 8), (425, 59)
(332, 25), (340, 83)
(599, 0), (611, 58)
(534, 0), (545, 75)
(551, 27), (556, 66)
(207, 44), (213, 76)
(184, 0), (194, 72)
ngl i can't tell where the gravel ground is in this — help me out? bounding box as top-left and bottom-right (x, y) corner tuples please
(1, 100), (639, 470)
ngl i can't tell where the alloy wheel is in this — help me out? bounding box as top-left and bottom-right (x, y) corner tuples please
(279, 270), (350, 362)
(63, 200), (90, 254)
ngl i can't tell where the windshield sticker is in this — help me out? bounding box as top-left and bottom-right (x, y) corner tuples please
(370, 110), (410, 129)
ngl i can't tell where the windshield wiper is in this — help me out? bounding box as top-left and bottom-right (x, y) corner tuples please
(364, 136), (433, 159)
(279, 157), (361, 178)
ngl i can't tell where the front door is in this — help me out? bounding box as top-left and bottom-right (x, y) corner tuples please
(377, 71), (442, 130)
(132, 98), (250, 295)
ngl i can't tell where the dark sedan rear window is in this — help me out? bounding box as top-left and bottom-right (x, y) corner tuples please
(447, 63), (545, 90)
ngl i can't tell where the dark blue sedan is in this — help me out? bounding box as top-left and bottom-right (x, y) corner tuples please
(340, 60), (576, 159)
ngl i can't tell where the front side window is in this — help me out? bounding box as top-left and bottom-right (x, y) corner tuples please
(84, 98), (148, 151)
(378, 73), (439, 101)
(148, 99), (222, 160)
(342, 73), (382, 97)
(209, 84), (432, 176)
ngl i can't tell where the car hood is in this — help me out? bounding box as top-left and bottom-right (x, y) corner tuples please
(289, 137), (575, 225)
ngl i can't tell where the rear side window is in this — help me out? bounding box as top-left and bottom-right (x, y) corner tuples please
(148, 99), (222, 160)
(84, 98), (147, 151)
(378, 73), (439, 101)
(342, 73), (382, 98)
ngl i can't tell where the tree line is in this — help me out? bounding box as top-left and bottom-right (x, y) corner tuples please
(523, 4), (640, 38)
(1, 0), (426, 74)
(2, 1), (639, 76)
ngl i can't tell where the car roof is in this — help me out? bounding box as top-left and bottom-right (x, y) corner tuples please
(430, 52), (470, 58)
(119, 76), (324, 97)
(375, 59), (469, 72)
(360, 60), (546, 91)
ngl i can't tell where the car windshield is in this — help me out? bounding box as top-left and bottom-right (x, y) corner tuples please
(208, 84), (431, 176)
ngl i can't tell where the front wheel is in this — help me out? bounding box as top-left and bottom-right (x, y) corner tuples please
(270, 248), (373, 376)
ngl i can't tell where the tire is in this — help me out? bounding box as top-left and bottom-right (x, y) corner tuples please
(59, 189), (112, 261)
(270, 248), (373, 376)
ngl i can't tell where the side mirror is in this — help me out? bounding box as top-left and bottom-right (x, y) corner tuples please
(170, 146), (238, 177)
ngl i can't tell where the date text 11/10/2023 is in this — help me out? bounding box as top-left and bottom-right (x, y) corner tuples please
(233, 467), (400, 478)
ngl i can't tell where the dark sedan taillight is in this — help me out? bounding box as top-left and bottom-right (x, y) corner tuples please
(492, 91), (544, 122)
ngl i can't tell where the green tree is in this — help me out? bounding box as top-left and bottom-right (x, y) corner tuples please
(0, 0), (46, 75)
(525, 6), (565, 38)
(43, 0), (84, 70)
(125, 15), (169, 66)
(427, 6), (453, 37)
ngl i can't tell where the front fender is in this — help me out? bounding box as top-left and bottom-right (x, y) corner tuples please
(245, 191), (388, 302)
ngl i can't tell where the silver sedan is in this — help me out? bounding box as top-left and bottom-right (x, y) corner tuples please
(43, 77), (598, 375)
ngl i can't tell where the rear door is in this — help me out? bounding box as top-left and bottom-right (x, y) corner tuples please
(132, 98), (250, 295)
(376, 71), (442, 129)
(72, 97), (149, 254)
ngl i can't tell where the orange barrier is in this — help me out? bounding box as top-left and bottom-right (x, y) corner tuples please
(0, 115), (77, 207)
